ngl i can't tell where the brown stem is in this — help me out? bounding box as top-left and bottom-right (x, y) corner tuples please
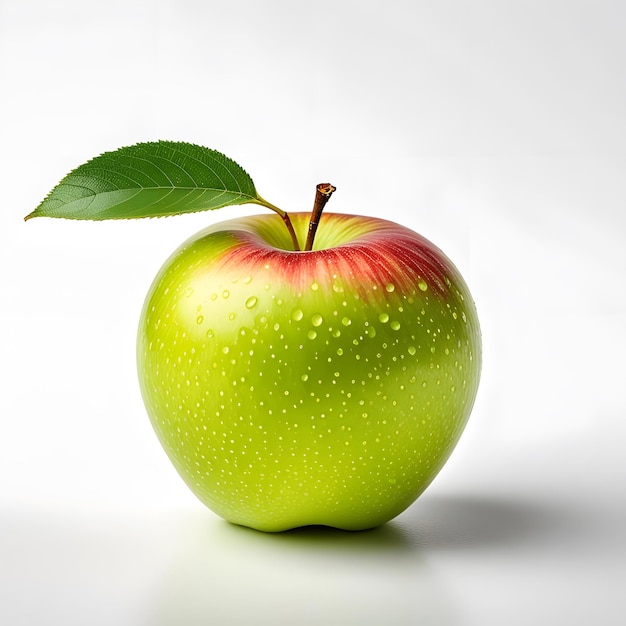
(304, 183), (336, 251)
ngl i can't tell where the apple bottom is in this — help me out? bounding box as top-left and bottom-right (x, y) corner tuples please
(137, 213), (481, 532)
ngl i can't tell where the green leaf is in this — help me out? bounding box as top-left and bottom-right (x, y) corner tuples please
(25, 141), (271, 221)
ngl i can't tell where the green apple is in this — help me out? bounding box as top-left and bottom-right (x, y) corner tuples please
(26, 141), (481, 532)
(137, 211), (481, 532)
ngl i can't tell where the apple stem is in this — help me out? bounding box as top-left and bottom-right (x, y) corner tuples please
(304, 183), (336, 251)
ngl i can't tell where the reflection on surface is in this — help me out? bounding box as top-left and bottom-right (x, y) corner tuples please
(0, 493), (597, 626)
(150, 505), (446, 625)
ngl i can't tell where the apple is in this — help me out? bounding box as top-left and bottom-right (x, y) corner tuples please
(137, 211), (481, 532)
(25, 141), (481, 532)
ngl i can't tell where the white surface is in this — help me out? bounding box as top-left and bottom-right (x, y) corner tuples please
(1, 1), (625, 624)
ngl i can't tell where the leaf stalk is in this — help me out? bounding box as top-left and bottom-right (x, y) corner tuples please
(254, 196), (300, 251)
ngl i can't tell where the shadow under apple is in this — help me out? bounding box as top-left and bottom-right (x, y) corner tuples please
(397, 492), (584, 551)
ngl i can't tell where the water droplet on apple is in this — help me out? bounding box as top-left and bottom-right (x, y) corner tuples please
(206, 329), (214, 339)
(311, 313), (323, 327)
(390, 320), (401, 331)
(222, 346), (230, 354)
(341, 317), (351, 327)
(245, 296), (258, 309)
(366, 326), (376, 338)
(307, 330), (317, 340)
(385, 283), (395, 292)
(292, 308), (304, 321)
(222, 290), (230, 299)
(228, 312), (237, 321)
(408, 345), (416, 355)
(310, 282), (319, 291)
(301, 374), (309, 382)
(243, 275), (253, 284)
(185, 287), (194, 298)
(379, 313), (389, 323)
(418, 279), (428, 291)
(336, 348), (344, 356)
(196, 315), (204, 325)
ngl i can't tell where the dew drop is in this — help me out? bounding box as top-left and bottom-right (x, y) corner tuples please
(301, 374), (309, 382)
(408, 345), (416, 356)
(307, 330), (318, 340)
(336, 348), (344, 356)
(390, 320), (401, 331)
(385, 283), (395, 293)
(196, 315), (204, 325)
(452, 311), (458, 320)
(418, 279), (428, 292)
(341, 317), (351, 327)
(245, 296), (258, 309)
(292, 308), (304, 321)
(366, 326), (376, 338)
(311, 313), (323, 327)
(206, 329), (214, 339)
(379, 313), (390, 323)
(222, 346), (230, 355)
(222, 290), (230, 299)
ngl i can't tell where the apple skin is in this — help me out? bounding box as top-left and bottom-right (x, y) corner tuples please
(137, 212), (481, 532)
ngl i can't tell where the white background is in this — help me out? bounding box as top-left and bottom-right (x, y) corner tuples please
(1, 0), (625, 624)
